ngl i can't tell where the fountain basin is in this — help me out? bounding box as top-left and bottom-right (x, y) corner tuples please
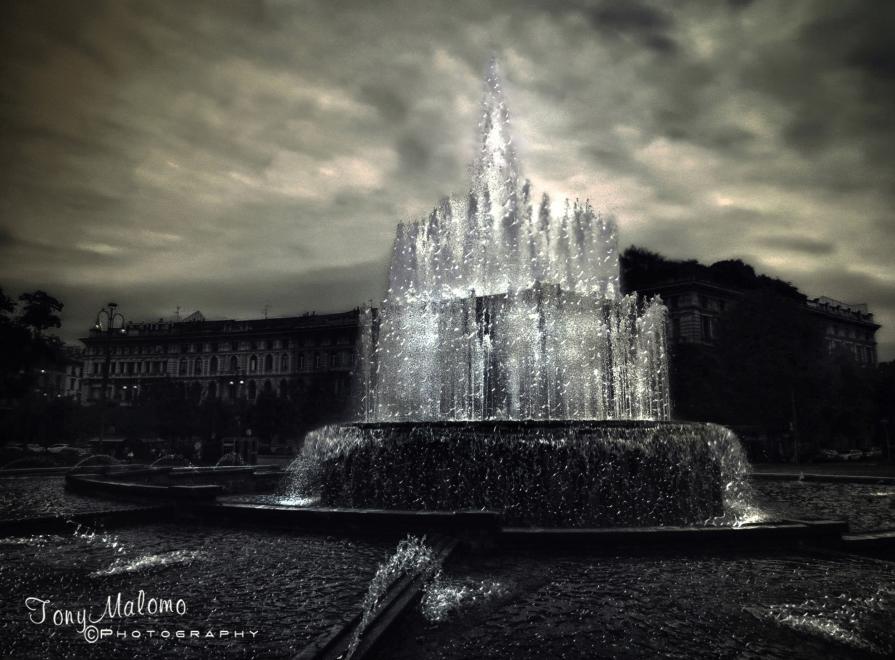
(308, 420), (746, 527)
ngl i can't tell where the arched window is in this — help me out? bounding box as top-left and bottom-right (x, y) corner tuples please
(194, 357), (203, 376)
(210, 356), (218, 375)
(280, 353), (289, 371)
(249, 355), (258, 373)
(248, 380), (257, 400)
(264, 354), (273, 372)
(263, 379), (272, 394)
(229, 355), (238, 372)
(298, 354), (305, 370)
(179, 359), (187, 376)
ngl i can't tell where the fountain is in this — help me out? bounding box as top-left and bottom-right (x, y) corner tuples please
(357, 58), (669, 423)
(291, 58), (752, 527)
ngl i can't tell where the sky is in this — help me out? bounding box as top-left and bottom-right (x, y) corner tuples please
(0, 0), (893, 359)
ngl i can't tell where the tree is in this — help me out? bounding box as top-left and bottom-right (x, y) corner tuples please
(714, 288), (830, 456)
(18, 290), (63, 335)
(0, 287), (65, 401)
(0, 288), (15, 316)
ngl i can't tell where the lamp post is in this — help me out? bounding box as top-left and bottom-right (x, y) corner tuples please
(95, 302), (126, 443)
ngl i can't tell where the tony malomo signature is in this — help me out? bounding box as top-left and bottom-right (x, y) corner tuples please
(25, 591), (258, 644)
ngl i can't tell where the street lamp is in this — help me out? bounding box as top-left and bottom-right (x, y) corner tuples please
(95, 302), (126, 443)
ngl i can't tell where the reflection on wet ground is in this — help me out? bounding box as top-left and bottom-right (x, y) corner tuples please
(392, 552), (895, 659)
(0, 524), (393, 659)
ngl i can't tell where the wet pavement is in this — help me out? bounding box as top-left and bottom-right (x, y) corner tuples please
(392, 552), (895, 659)
(0, 524), (393, 659)
(752, 479), (895, 532)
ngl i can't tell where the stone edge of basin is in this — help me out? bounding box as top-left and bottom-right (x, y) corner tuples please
(0, 506), (175, 536)
(749, 472), (895, 485)
(64, 472), (225, 501)
(294, 535), (459, 660)
(193, 503), (867, 555)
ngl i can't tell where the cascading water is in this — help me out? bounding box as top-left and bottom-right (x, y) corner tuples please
(357, 58), (670, 423)
(282, 57), (760, 527)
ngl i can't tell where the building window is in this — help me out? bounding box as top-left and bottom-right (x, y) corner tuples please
(314, 353), (321, 369)
(179, 359), (187, 376)
(248, 380), (257, 400)
(210, 356), (219, 375)
(230, 355), (238, 372)
(264, 354), (273, 372)
(298, 354), (305, 370)
(701, 316), (714, 342)
(194, 357), (203, 376)
(281, 354), (289, 371)
(330, 352), (338, 367)
(249, 355), (258, 372)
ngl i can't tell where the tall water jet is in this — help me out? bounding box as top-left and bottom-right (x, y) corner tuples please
(359, 58), (670, 422)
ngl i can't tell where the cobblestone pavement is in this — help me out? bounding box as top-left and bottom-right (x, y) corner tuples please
(0, 524), (392, 658)
(391, 552), (895, 659)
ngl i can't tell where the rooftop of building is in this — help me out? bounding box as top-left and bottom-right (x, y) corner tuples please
(807, 296), (878, 325)
(82, 308), (363, 342)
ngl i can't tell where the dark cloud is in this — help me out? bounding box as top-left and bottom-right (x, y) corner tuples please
(586, 1), (678, 54)
(588, 2), (671, 32)
(755, 236), (836, 256)
(0, 0), (892, 360)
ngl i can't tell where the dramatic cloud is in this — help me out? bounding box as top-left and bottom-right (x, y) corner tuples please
(0, 0), (893, 358)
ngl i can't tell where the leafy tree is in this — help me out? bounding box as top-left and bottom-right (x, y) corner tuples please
(18, 290), (63, 334)
(0, 287), (65, 402)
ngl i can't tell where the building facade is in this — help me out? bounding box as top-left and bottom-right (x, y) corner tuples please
(631, 276), (742, 347)
(32, 346), (83, 402)
(80, 309), (362, 412)
(632, 276), (879, 365)
(807, 296), (879, 366)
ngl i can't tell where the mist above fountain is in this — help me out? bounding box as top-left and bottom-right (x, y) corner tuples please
(288, 59), (754, 527)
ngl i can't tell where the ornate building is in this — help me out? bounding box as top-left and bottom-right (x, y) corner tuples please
(624, 254), (880, 365)
(79, 309), (362, 411)
(807, 297), (879, 365)
(32, 346), (83, 402)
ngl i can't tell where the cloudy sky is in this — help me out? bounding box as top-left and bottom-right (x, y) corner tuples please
(1, 0), (893, 358)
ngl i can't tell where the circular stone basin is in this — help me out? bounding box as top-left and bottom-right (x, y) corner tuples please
(305, 420), (748, 528)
